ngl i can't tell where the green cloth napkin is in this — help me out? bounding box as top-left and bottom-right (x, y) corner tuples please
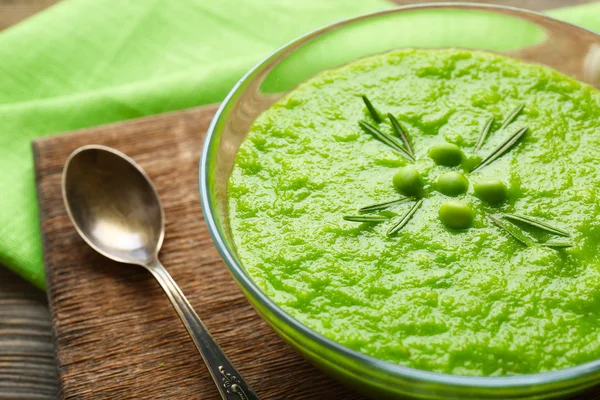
(0, 0), (392, 289)
(0, 0), (599, 290)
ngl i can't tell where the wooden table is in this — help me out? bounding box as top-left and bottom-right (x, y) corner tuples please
(0, 1), (597, 399)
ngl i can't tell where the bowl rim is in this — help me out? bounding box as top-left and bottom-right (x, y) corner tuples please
(200, 2), (600, 389)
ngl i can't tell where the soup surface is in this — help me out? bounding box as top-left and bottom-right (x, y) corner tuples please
(228, 49), (600, 376)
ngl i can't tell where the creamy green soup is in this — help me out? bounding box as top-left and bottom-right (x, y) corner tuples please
(227, 49), (600, 376)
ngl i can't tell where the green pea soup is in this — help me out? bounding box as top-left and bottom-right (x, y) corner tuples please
(227, 49), (600, 376)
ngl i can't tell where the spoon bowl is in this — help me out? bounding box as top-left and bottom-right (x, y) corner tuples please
(63, 145), (163, 266)
(62, 145), (259, 400)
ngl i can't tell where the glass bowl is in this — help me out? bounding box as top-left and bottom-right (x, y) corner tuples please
(200, 3), (600, 399)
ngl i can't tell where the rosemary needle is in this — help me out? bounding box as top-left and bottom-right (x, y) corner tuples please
(359, 198), (410, 213)
(358, 120), (415, 162)
(500, 103), (525, 130)
(344, 215), (388, 223)
(542, 239), (574, 249)
(502, 213), (570, 237)
(488, 214), (536, 246)
(362, 95), (382, 123)
(474, 116), (494, 151)
(387, 199), (423, 236)
(388, 113), (414, 157)
(472, 126), (528, 173)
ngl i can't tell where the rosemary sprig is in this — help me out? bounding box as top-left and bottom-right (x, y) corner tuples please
(500, 103), (525, 130)
(358, 120), (415, 161)
(471, 126), (528, 173)
(501, 213), (570, 237)
(542, 239), (574, 248)
(343, 215), (388, 223)
(362, 95), (382, 123)
(359, 197), (410, 213)
(488, 214), (536, 246)
(387, 113), (414, 157)
(474, 116), (494, 151)
(387, 199), (423, 236)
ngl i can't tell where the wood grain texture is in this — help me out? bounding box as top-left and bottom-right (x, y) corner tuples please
(0, 268), (57, 400)
(34, 104), (369, 399)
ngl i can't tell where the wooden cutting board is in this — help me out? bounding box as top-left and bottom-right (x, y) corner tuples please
(33, 104), (368, 399)
(33, 104), (600, 400)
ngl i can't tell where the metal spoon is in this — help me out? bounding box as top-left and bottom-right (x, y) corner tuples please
(62, 145), (258, 400)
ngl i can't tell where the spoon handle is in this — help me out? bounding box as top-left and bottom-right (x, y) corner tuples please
(147, 259), (259, 400)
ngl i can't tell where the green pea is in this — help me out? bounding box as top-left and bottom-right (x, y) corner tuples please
(428, 142), (463, 166)
(393, 167), (423, 197)
(437, 172), (469, 197)
(474, 179), (507, 204)
(462, 154), (483, 172)
(439, 200), (473, 229)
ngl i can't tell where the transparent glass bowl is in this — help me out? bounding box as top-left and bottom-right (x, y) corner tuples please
(200, 4), (600, 399)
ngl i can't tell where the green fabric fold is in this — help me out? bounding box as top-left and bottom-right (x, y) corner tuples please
(0, 0), (598, 289)
(0, 0), (392, 289)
